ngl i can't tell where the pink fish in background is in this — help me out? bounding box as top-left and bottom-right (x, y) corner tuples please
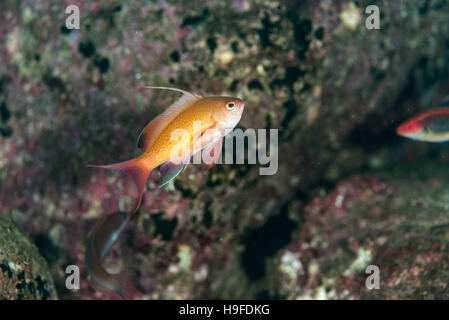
(397, 107), (449, 142)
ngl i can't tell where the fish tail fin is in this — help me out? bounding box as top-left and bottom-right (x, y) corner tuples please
(87, 156), (154, 215)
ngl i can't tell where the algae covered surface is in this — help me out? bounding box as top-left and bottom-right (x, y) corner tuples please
(275, 166), (449, 299)
(0, 217), (56, 299)
(1, 0), (449, 299)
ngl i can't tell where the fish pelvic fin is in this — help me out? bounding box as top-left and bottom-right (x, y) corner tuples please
(158, 159), (189, 188)
(87, 155), (154, 216)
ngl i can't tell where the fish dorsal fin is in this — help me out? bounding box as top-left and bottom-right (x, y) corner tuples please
(137, 86), (203, 150)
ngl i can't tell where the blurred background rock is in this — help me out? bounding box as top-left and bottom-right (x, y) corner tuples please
(1, 0), (449, 299)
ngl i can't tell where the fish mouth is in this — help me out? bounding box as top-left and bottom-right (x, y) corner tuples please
(396, 130), (409, 138)
(396, 124), (410, 136)
(396, 130), (420, 140)
(396, 127), (405, 136)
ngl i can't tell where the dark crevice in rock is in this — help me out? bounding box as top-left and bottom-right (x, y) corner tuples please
(181, 8), (210, 28)
(78, 41), (96, 58)
(152, 213), (178, 241)
(240, 202), (298, 282)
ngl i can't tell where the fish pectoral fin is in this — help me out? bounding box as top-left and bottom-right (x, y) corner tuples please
(202, 138), (223, 170)
(137, 86), (203, 150)
(159, 159), (189, 187)
(193, 122), (219, 146)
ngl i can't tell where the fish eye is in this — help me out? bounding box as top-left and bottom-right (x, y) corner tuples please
(226, 102), (235, 110)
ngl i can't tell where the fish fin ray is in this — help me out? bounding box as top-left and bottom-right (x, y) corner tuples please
(142, 86), (203, 99)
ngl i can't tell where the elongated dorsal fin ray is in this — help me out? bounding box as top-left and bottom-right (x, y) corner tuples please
(137, 86), (203, 150)
(142, 86), (203, 99)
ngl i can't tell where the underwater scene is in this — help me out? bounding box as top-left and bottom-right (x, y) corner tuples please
(1, 0), (449, 301)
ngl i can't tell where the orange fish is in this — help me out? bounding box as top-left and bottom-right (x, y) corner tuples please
(88, 86), (245, 215)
